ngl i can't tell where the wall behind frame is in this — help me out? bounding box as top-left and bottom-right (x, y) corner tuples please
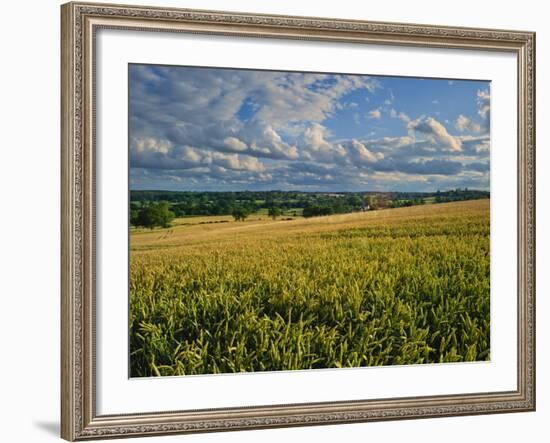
(0, 0), (546, 442)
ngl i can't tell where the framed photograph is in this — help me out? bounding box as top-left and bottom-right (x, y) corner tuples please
(61, 2), (536, 440)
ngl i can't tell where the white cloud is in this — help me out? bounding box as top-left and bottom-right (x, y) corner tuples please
(455, 114), (482, 133)
(130, 65), (490, 191)
(257, 126), (299, 160)
(134, 137), (171, 155)
(408, 117), (462, 152)
(384, 89), (395, 105)
(177, 146), (203, 163)
(304, 123), (330, 152)
(390, 108), (411, 123)
(131, 139), (206, 170)
(223, 136), (248, 152)
(304, 123), (346, 161)
(477, 89), (491, 119)
(367, 108), (382, 119)
(349, 140), (384, 163)
(131, 136), (266, 173)
(131, 66), (381, 165)
(253, 74), (379, 128)
(372, 136), (415, 149)
(469, 139), (490, 154)
(400, 112), (411, 123)
(303, 124), (387, 166)
(211, 152), (265, 172)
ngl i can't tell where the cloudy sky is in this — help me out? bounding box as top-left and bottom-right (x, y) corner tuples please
(129, 64), (490, 192)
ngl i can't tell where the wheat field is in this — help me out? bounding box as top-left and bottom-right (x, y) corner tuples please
(129, 199), (490, 377)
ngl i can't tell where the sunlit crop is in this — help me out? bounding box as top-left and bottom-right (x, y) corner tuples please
(129, 199), (490, 377)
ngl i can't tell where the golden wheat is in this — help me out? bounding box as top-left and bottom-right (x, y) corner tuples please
(130, 199), (490, 377)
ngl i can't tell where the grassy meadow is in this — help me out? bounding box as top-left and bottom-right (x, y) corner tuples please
(129, 199), (490, 377)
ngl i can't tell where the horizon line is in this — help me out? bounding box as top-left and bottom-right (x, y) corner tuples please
(129, 188), (490, 194)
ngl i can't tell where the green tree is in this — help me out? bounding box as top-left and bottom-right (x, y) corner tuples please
(268, 206), (282, 220)
(130, 209), (139, 226)
(365, 195), (378, 210)
(231, 206), (249, 222)
(133, 201), (175, 229)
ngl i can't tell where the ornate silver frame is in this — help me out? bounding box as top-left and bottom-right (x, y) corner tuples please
(61, 2), (536, 440)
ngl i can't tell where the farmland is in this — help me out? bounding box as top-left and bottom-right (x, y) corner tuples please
(129, 199), (490, 377)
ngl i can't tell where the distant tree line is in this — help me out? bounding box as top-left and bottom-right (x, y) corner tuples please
(433, 188), (490, 203)
(389, 198), (426, 208)
(130, 190), (368, 219)
(129, 188), (490, 226)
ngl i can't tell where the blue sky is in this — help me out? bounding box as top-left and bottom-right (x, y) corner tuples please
(129, 64), (490, 192)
